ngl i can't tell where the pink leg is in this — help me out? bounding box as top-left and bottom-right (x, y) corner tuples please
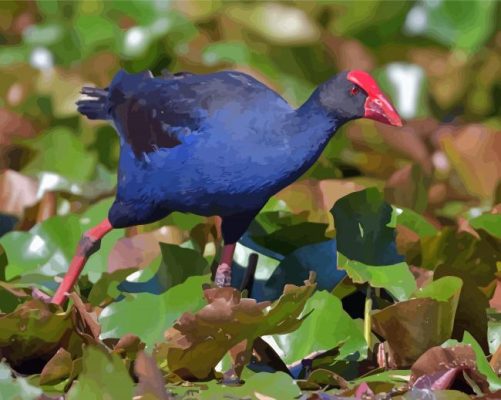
(51, 219), (113, 305)
(214, 243), (236, 287)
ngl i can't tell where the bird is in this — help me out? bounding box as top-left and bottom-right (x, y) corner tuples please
(50, 68), (402, 305)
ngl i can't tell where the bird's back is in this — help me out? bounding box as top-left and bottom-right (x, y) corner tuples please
(106, 69), (292, 155)
(81, 70), (297, 218)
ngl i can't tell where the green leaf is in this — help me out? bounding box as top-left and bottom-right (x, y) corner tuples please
(424, 0), (496, 54)
(162, 212), (205, 231)
(0, 198), (123, 283)
(396, 207), (438, 237)
(87, 268), (137, 306)
(226, 3), (320, 45)
(0, 215), (82, 281)
(272, 290), (366, 364)
(469, 213), (501, 239)
(0, 361), (42, 400)
(116, 243), (210, 296)
(250, 221), (329, 256)
(99, 275), (209, 347)
(414, 276), (463, 302)
(354, 369), (411, 384)
(418, 228), (499, 287)
(0, 300), (74, 369)
(331, 188), (404, 266)
(329, 0), (410, 44)
(21, 127), (96, 183)
(0, 45), (29, 66)
(488, 312), (501, 355)
(80, 198), (125, 283)
(203, 41), (252, 66)
(262, 239), (346, 301)
(158, 243), (209, 290)
(108, 1), (165, 25)
(67, 346), (134, 400)
(338, 253), (416, 301)
(22, 23), (64, 47)
(198, 371), (301, 400)
(74, 15), (119, 57)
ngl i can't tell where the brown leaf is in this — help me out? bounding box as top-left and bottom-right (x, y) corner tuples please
(410, 345), (490, 393)
(39, 348), (73, 385)
(457, 217), (481, 240)
(226, 339), (252, 384)
(440, 124), (501, 200)
(372, 297), (458, 367)
(113, 334), (145, 358)
(305, 368), (349, 390)
(490, 279), (501, 312)
(410, 48), (470, 109)
(0, 108), (37, 147)
(384, 164), (430, 212)
(490, 345), (501, 377)
(434, 266), (490, 353)
(134, 351), (173, 400)
(108, 227), (184, 273)
(0, 169), (38, 217)
(411, 345), (476, 378)
(323, 34), (375, 71)
(377, 119), (435, 174)
(69, 292), (100, 340)
(0, 300), (73, 372)
(276, 179), (365, 223)
(156, 278), (316, 380)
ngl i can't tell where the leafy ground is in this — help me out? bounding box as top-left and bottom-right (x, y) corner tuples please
(0, 1), (500, 399)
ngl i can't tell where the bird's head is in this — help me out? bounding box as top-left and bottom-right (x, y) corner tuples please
(318, 70), (402, 127)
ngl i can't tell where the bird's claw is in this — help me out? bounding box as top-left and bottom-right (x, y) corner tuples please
(214, 262), (232, 287)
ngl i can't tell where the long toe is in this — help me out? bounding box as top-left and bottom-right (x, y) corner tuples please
(214, 262), (232, 287)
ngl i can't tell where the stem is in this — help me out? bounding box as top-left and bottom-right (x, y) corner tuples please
(364, 285), (373, 352)
(240, 253), (258, 295)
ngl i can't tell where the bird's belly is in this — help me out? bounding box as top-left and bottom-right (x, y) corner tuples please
(116, 135), (299, 217)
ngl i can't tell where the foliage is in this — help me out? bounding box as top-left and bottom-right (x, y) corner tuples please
(0, 0), (500, 399)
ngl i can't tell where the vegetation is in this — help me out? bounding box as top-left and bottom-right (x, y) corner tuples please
(0, 1), (500, 399)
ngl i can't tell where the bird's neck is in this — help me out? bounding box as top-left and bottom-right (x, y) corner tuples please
(284, 91), (349, 178)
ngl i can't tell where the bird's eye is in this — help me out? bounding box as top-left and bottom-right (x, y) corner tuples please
(350, 86), (360, 96)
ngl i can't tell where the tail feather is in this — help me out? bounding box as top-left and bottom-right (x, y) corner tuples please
(76, 86), (110, 120)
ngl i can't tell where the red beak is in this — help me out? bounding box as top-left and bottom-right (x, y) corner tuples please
(347, 70), (403, 127)
(364, 94), (403, 127)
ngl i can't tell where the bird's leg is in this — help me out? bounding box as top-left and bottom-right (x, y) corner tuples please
(51, 218), (113, 306)
(214, 242), (236, 287)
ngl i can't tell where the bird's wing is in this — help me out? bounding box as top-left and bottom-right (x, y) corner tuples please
(108, 69), (290, 157)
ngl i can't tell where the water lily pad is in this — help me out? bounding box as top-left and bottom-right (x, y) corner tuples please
(99, 275), (209, 347)
(272, 290), (366, 365)
(67, 345), (134, 400)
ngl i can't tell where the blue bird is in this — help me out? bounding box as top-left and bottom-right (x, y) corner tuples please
(51, 69), (402, 305)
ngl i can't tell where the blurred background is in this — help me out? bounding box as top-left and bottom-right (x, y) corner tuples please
(0, 0), (500, 297)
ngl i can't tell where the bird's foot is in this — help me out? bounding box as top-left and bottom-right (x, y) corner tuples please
(214, 262), (232, 287)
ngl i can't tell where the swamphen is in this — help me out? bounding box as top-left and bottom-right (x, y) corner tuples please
(51, 69), (402, 305)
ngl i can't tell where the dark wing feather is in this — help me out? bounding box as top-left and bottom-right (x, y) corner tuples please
(112, 95), (182, 156)
(107, 69), (288, 158)
(108, 70), (186, 157)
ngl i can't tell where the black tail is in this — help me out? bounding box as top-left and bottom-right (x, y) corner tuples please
(76, 87), (110, 120)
